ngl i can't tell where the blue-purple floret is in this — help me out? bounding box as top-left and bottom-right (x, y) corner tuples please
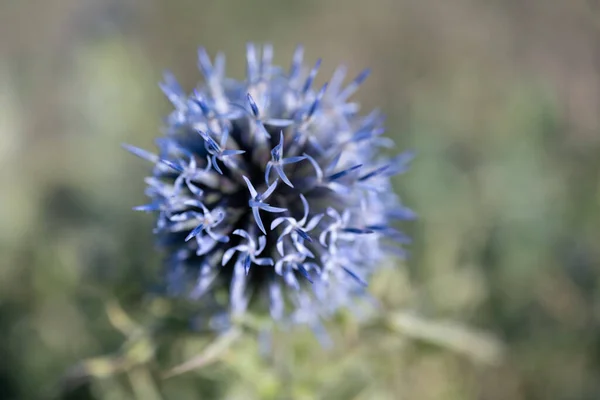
(126, 43), (414, 331)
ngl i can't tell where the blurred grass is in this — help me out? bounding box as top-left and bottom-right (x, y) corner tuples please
(1, 0), (600, 399)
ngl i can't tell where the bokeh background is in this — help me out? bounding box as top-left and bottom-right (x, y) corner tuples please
(1, 0), (600, 399)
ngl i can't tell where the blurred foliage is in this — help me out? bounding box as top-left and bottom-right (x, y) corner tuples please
(1, 0), (600, 399)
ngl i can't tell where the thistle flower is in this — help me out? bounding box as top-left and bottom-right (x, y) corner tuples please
(125, 44), (414, 332)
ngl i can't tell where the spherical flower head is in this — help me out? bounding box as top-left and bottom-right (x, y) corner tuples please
(125, 43), (415, 332)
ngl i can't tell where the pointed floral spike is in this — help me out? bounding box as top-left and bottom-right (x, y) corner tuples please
(303, 153), (324, 181)
(252, 207), (267, 234)
(211, 156), (224, 175)
(302, 58), (322, 94)
(342, 227), (374, 234)
(295, 228), (313, 242)
(261, 44), (273, 77)
(214, 52), (226, 78)
(274, 164), (292, 187)
(327, 164), (363, 181)
(387, 150), (416, 175)
(247, 93), (260, 117)
(388, 207), (418, 221)
(342, 266), (368, 287)
(159, 71), (185, 106)
(308, 83), (328, 118)
(359, 165), (390, 181)
(281, 156), (306, 165)
(339, 68), (371, 100)
(289, 45), (304, 79)
(262, 179), (279, 200)
(197, 47), (213, 78)
(242, 176), (258, 198)
(185, 224), (205, 242)
(297, 265), (313, 283)
(273, 131), (284, 160)
(132, 203), (160, 212)
(246, 42), (259, 82)
(122, 144), (159, 163)
(328, 65), (347, 97)
(160, 159), (184, 173)
(351, 127), (385, 143)
(264, 118), (295, 127)
(222, 149), (246, 157)
(243, 255), (252, 274)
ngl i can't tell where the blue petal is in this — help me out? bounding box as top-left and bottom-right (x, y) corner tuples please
(244, 255), (252, 275)
(133, 203), (160, 212)
(211, 155), (223, 175)
(252, 206), (266, 234)
(327, 164), (363, 181)
(281, 156), (307, 165)
(159, 71), (185, 106)
(257, 204), (287, 213)
(247, 93), (259, 117)
(246, 43), (259, 82)
(274, 165), (294, 187)
(339, 68), (371, 100)
(388, 207), (418, 221)
(160, 159), (184, 173)
(122, 144), (158, 163)
(359, 165), (390, 181)
(294, 228), (313, 242)
(265, 118), (294, 127)
(197, 47), (213, 78)
(185, 224), (205, 242)
(297, 265), (313, 283)
(342, 267), (367, 287)
(289, 45), (304, 79)
(342, 228), (374, 234)
(302, 58), (322, 94)
(203, 135), (221, 154)
(308, 83), (328, 117)
(222, 149), (246, 157)
(242, 176), (258, 198)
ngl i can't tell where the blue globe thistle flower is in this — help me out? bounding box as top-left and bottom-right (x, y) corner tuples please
(125, 44), (415, 331)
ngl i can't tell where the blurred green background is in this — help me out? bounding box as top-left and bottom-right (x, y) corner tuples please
(1, 0), (600, 399)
